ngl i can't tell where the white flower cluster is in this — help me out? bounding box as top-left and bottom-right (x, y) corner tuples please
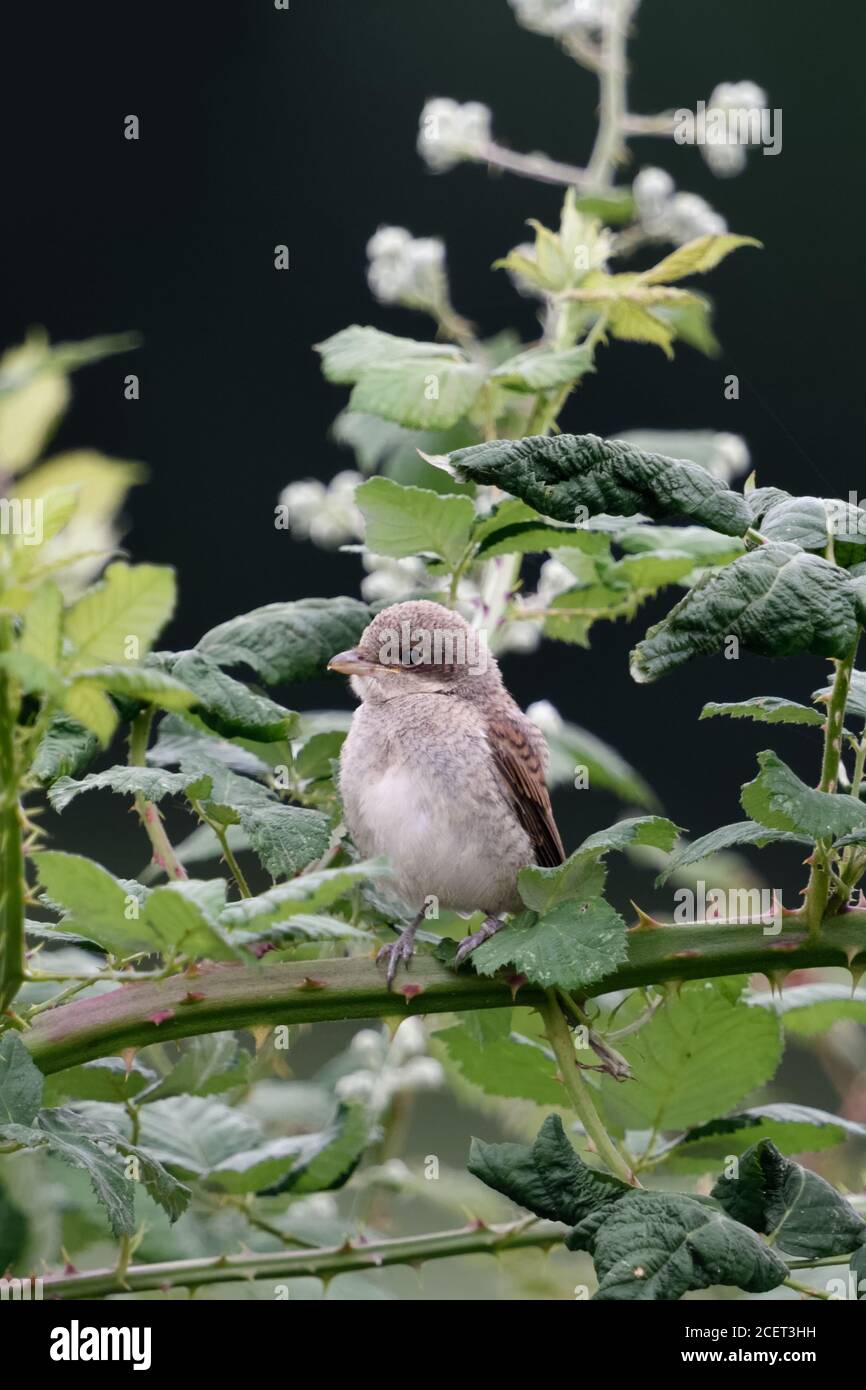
(278, 470), (364, 548)
(417, 98), (492, 173)
(632, 167), (727, 245)
(335, 1019), (444, 1114)
(701, 81), (770, 177)
(509, 0), (618, 39)
(366, 225), (449, 311)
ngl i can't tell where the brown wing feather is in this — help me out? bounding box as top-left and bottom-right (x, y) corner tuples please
(487, 710), (565, 868)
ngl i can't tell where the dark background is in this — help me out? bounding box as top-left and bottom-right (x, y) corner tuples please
(4, 0), (864, 898)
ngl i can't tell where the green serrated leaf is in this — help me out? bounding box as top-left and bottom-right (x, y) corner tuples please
(655, 820), (811, 886)
(47, 766), (202, 813)
(436, 1025), (563, 1106)
(631, 544), (863, 683)
(451, 433), (751, 536)
(491, 344), (594, 393)
(641, 234), (762, 285)
(712, 1139), (866, 1258)
(65, 562), (177, 672)
(601, 984), (783, 1132)
(356, 477), (475, 566)
(741, 750), (866, 840)
(162, 650), (296, 741)
(700, 697), (825, 727)
(314, 325), (457, 384)
(197, 596), (371, 685)
(472, 898), (628, 991)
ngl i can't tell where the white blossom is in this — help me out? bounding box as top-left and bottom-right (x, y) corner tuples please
(336, 1022), (444, 1118)
(707, 432), (750, 484)
(417, 98), (492, 172)
(633, 167), (727, 245)
(278, 470), (363, 548)
(366, 225), (449, 311)
(510, 0), (618, 39)
(360, 552), (428, 604)
(526, 699), (564, 735)
(702, 81), (769, 177)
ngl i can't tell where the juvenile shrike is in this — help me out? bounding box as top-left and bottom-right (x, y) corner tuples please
(329, 600), (564, 985)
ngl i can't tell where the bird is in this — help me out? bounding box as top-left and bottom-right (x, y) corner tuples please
(328, 599), (565, 986)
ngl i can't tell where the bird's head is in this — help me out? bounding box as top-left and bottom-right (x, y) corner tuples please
(328, 600), (500, 703)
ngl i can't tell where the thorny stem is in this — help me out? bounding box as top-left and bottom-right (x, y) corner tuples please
(128, 708), (188, 883)
(540, 990), (638, 1186)
(783, 1278), (832, 1301)
(806, 636), (860, 931)
(39, 1218), (564, 1299)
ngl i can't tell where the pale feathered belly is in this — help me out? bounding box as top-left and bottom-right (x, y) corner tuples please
(341, 740), (531, 915)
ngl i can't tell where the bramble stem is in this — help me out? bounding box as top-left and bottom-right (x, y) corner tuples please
(806, 637), (860, 931)
(540, 990), (638, 1185)
(39, 1217), (563, 1299)
(0, 615), (25, 1013)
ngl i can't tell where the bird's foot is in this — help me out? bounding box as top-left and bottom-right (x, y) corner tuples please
(376, 920), (420, 988)
(454, 915), (505, 966)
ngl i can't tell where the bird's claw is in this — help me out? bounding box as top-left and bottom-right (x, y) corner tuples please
(454, 915), (504, 966)
(376, 927), (418, 988)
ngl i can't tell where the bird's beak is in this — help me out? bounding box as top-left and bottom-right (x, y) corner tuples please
(327, 648), (383, 676)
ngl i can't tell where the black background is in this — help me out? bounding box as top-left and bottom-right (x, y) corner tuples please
(4, 0), (865, 894)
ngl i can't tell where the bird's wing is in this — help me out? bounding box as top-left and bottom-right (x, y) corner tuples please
(486, 710), (565, 868)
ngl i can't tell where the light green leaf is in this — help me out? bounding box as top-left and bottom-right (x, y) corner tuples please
(136, 1095), (262, 1180)
(617, 521), (744, 567)
(642, 234), (762, 285)
(63, 681), (118, 746)
(748, 983), (866, 1036)
(42, 1057), (156, 1106)
(700, 697), (824, 727)
(314, 325), (456, 383)
(579, 816), (681, 856)
(436, 1025), (563, 1106)
(491, 344), (594, 392)
(602, 985), (783, 1132)
(32, 851), (157, 956)
(451, 433), (751, 536)
(80, 664), (197, 712)
(19, 581), (62, 666)
(356, 476), (475, 566)
(631, 544), (863, 683)
(236, 804), (330, 878)
(741, 750), (866, 840)
(141, 882), (240, 961)
(712, 1139), (866, 1258)
(472, 898), (628, 991)
(65, 562), (177, 672)
(197, 596), (371, 685)
(144, 1033), (251, 1100)
(350, 357), (484, 430)
(606, 551), (698, 592)
(0, 651), (64, 700)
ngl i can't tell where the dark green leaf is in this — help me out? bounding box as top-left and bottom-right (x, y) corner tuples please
(712, 1139), (866, 1258)
(741, 750), (866, 840)
(472, 898), (628, 991)
(700, 697), (824, 727)
(197, 596), (371, 685)
(450, 433), (751, 536)
(631, 544), (863, 683)
(656, 819), (811, 885)
(0, 1034), (44, 1126)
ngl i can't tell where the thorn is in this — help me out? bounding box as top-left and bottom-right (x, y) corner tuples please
(399, 983), (422, 1000)
(850, 960), (866, 994)
(766, 970), (788, 998)
(629, 901), (665, 931)
(120, 1048), (138, 1075)
(180, 991), (206, 1005)
(146, 1009), (174, 1026)
(670, 948), (701, 959)
(503, 970), (528, 999)
(297, 976), (327, 991)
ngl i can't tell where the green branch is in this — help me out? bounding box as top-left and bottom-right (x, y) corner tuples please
(39, 1218), (563, 1299)
(0, 615), (25, 1014)
(21, 913), (866, 1074)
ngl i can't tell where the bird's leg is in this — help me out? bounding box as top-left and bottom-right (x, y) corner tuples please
(376, 910), (425, 988)
(454, 914), (506, 966)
